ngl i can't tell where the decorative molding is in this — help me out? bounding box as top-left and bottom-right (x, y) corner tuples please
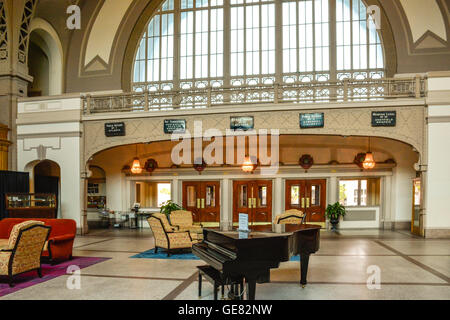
(393, 0), (450, 56)
(83, 106), (426, 165)
(17, 0), (38, 64)
(414, 31), (448, 50)
(0, 1), (8, 62)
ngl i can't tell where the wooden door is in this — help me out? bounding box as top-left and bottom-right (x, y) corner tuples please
(304, 180), (326, 222)
(182, 181), (201, 222)
(253, 180), (272, 223)
(202, 181), (220, 223)
(232, 180), (252, 223)
(233, 180), (272, 225)
(285, 179), (326, 223)
(182, 181), (220, 223)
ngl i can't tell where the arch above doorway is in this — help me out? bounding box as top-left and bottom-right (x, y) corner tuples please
(28, 18), (64, 96)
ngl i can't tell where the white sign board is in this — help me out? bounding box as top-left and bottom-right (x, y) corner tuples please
(238, 213), (249, 232)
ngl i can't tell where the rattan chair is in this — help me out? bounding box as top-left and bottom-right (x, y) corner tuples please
(170, 210), (203, 242)
(147, 213), (193, 257)
(274, 209), (306, 224)
(0, 220), (51, 287)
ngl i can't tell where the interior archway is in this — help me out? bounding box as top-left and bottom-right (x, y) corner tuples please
(34, 160), (61, 217)
(28, 18), (64, 96)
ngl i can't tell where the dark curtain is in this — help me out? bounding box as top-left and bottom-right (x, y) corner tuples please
(34, 175), (59, 211)
(0, 171), (30, 219)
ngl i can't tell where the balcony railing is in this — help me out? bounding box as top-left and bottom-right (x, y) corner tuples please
(82, 77), (426, 114)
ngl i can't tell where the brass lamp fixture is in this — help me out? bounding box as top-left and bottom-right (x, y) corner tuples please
(362, 137), (376, 170)
(242, 155), (257, 173)
(130, 144), (142, 174)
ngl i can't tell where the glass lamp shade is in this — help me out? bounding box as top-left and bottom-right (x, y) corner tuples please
(362, 152), (376, 169)
(131, 157), (143, 174)
(242, 156), (256, 173)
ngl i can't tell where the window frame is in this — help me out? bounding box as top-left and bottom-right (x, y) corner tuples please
(338, 177), (381, 208)
(132, 0), (386, 94)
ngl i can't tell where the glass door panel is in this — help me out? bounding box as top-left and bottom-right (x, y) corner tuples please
(412, 178), (421, 235)
(239, 185), (248, 208)
(187, 186), (197, 207)
(290, 185), (300, 206)
(257, 186), (267, 208)
(205, 185), (215, 207)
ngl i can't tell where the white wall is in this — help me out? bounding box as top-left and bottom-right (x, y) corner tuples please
(427, 118), (450, 229)
(17, 96), (83, 230)
(425, 74), (450, 236)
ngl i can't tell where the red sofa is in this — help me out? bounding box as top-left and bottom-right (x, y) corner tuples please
(0, 218), (76, 264)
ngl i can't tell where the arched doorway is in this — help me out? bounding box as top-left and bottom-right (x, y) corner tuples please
(27, 18), (63, 96)
(34, 160), (61, 218)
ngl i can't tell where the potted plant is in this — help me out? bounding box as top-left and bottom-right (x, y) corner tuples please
(326, 202), (346, 231)
(159, 200), (183, 222)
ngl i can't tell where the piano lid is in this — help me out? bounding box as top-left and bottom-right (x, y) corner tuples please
(206, 223), (321, 240)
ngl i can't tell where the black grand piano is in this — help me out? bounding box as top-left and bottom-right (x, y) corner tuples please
(192, 224), (320, 300)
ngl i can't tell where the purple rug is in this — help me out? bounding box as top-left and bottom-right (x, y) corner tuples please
(0, 256), (109, 297)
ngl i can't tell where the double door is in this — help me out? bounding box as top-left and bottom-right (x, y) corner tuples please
(233, 180), (272, 225)
(182, 181), (220, 223)
(285, 180), (326, 223)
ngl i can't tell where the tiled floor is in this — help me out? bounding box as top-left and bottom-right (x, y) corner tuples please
(2, 228), (449, 300)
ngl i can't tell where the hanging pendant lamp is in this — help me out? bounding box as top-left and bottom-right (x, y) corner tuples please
(362, 137), (376, 170)
(131, 144), (143, 174)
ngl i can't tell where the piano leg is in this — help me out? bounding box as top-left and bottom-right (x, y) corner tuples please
(300, 253), (310, 288)
(246, 278), (256, 300)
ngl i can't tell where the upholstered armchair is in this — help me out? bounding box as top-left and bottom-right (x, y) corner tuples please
(0, 220), (51, 287)
(148, 213), (194, 257)
(170, 210), (203, 242)
(274, 209), (306, 224)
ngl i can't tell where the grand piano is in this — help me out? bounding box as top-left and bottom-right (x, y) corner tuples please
(192, 224), (321, 300)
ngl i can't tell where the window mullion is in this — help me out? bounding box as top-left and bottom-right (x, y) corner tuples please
(329, 0), (337, 81)
(350, 0), (353, 72)
(193, 7), (197, 85)
(243, 4), (247, 80)
(208, 5), (211, 83)
(259, 4), (262, 80)
(312, 0), (316, 78)
(173, 2), (180, 90)
(275, 0), (282, 84)
(223, 0), (230, 87)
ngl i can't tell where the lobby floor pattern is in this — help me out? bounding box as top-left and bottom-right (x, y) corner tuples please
(1, 228), (449, 300)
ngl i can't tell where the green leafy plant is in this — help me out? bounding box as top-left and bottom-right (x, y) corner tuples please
(325, 202), (346, 221)
(159, 200), (183, 219)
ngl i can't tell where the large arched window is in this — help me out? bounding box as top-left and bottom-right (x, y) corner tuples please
(133, 0), (384, 99)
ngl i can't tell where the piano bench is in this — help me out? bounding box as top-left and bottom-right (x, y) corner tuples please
(197, 266), (244, 300)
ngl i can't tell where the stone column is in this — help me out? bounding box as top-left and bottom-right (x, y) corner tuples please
(221, 178), (230, 230)
(424, 71), (450, 238)
(0, 124), (10, 170)
(273, 177), (283, 222)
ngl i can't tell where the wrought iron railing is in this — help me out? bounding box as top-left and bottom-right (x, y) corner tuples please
(82, 77), (427, 114)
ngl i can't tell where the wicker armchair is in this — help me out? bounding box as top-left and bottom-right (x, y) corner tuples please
(0, 220), (51, 287)
(170, 210), (203, 242)
(148, 213), (194, 257)
(274, 209), (306, 224)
